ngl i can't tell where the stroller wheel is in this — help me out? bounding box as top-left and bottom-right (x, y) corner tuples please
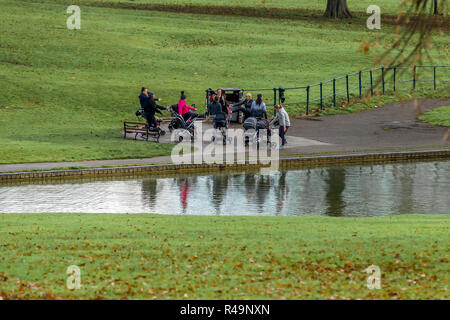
(160, 129), (166, 136)
(223, 136), (226, 145)
(178, 135), (184, 143)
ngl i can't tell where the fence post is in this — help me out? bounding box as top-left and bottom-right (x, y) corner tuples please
(393, 67), (396, 92)
(381, 66), (385, 95)
(434, 67), (437, 90)
(370, 69), (373, 96)
(320, 82), (323, 110)
(273, 88), (277, 106)
(346, 74), (350, 103)
(413, 66), (416, 89)
(359, 71), (362, 98)
(306, 86), (310, 115)
(333, 78), (336, 108)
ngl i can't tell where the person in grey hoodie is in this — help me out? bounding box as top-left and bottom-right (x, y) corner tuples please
(270, 105), (290, 149)
(250, 94), (267, 119)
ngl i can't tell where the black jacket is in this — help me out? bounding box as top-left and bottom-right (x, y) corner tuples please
(234, 99), (253, 109)
(146, 99), (165, 116)
(207, 102), (223, 117)
(139, 93), (150, 109)
(233, 99), (253, 118)
(139, 93), (164, 115)
(140, 95), (165, 116)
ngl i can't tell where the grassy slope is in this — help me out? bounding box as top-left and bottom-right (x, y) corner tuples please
(0, 0), (448, 164)
(32, 0), (415, 15)
(419, 106), (450, 127)
(0, 214), (448, 299)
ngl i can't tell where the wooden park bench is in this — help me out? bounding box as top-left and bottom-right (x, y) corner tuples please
(123, 121), (161, 142)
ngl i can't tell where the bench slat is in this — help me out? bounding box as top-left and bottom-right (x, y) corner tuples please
(125, 129), (159, 136)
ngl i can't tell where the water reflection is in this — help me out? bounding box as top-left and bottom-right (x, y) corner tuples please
(0, 161), (449, 217)
(325, 168), (346, 217)
(141, 179), (158, 209)
(179, 179), (190, 214)
(274, 172), (290, 215)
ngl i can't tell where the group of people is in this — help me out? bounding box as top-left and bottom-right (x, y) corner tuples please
(139, 88), (197, 128)
(138, 87), (290, 148)
(206, 90), (290, 148)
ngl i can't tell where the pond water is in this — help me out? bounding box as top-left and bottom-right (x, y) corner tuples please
(0, 161), (449, 217)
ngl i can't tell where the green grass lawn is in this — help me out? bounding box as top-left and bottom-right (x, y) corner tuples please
(32, 0), (439, 15)
(419, 106), (450, 127)
(0, 0), (448, 164)
(0, 213), (448, 299)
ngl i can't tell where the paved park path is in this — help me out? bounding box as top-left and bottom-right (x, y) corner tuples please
(0, 98), (449, 173)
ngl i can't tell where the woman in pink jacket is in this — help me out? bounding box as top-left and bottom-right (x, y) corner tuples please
(178, 91), (197, 122)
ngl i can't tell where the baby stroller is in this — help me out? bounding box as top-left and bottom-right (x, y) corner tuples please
(167, 104), (198, 142)
(243, 117), (273, 148)
(212, 112), (229, 145)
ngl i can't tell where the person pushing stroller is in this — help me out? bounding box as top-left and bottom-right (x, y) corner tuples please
(207, 95), (229, 144)
(270, 105), (290, 149)
(178, 91), (197, 123)
(243, 94), (270, 147)
(250, 94), (268, 120)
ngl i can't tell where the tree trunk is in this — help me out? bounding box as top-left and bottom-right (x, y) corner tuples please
(324, 0), (353, 19)
(433, 0), (439, 15)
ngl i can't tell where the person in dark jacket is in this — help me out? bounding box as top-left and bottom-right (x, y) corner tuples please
(207, 95), (227, 141)
(230, 92), (253, 121)
(207, 95), (223, 119)
(139, 87), (150, 109)
(139, 88), (165, 128)
(139, 87), (161, 109)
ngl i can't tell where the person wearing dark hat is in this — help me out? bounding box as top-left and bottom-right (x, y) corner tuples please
(139, 88), (165, 128)
(178, 91), (197, 122)
(139, 87), (161, 109)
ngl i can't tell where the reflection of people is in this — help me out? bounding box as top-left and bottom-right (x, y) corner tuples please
(274, 172), (290, 215)
(180, 182), (190, 213)
(270, 105), (291, 149)
(141, 178), (158, 210)
(255, 175), (272, 212)
(208, 174), (229, 214)
(325, 168), (346, 217)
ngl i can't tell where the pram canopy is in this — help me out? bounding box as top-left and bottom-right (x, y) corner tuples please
(256, 119), (269, 130)
(243, 117), (269, 130)
(243, 117), (257, 130)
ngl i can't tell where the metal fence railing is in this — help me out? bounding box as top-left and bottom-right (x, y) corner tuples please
(242, 65), (449, 115)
